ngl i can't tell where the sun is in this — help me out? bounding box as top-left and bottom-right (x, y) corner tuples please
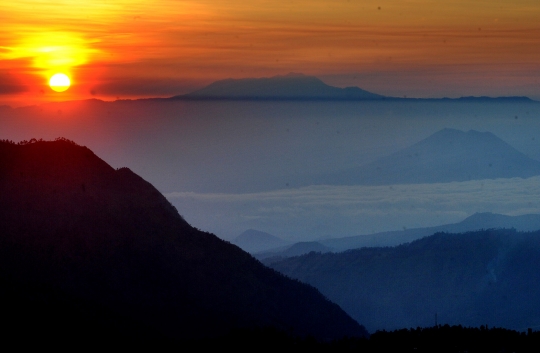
(49, 73), (71, 92)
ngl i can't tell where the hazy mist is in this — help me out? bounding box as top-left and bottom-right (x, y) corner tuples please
(2, 99), (540, 240)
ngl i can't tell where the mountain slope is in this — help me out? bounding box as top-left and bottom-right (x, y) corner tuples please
(177, 73), (384, 100)
(325, 129), (540, 185)
(267, 229), (540, 332)
(0, 139), (366, 344)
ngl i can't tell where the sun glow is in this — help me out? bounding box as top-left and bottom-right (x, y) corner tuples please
(1, 31), (98, 96)
(49, 73), (71, 92)
(0, 0), (539, 104)
(13, 32), (98, 68)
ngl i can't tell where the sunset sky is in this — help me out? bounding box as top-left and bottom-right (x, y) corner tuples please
(1, 0), (540, 105)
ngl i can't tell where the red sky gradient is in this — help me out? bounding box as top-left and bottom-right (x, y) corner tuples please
(1, 0), (540, 105)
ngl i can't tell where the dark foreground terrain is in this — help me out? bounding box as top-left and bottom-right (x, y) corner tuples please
(199, 325), (540, 352)
(0, 138), (365, 347)
(267, 228), (540, 332)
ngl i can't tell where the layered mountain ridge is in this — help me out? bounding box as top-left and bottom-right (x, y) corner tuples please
(248, 212), (540, 260)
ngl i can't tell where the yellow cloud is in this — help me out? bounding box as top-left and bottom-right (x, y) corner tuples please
(1, 32), (101, 82)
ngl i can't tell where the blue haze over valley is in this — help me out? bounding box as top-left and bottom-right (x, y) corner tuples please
(2, 74), (540, 243)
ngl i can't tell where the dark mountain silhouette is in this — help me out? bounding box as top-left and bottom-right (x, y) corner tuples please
(233, 229), (291, 253)
(320, 212), (540, 251)
(0, 139), (366, 346)
(164, 73), (536, 102)
(323, 128), (540, 185)
(362, 325), (540, 352)
(266, 229), (540, 332)
(174, 73), (385, 100)
(254, 241), (333, 262)
(195, 324), (540, 351)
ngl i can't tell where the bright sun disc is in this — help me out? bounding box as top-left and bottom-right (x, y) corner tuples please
(49, 73), (71, 92)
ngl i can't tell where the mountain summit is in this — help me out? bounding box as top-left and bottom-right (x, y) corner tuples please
(0, 139), (366, 345)
(176, 73), (385, 100)
(326, 128), (540, 185)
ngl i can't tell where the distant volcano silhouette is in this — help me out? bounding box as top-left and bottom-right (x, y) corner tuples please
(325, 128), (540, 185)
(176, 73), (384, 100)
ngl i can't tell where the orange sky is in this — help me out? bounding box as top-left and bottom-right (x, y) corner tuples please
(1, 0), (540, 105)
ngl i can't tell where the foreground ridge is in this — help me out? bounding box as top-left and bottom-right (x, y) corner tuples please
(196, 325), (540, 351)
(0, 139), (366, 346)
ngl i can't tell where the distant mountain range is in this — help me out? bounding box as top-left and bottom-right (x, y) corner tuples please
(321, 128), (540, 186)
(249, 212), (540, 260)
(232, 229), (291, 253)
(267, 229), (540, 332)
(175, 73), (385, 100)
(0, 139), (366, 345)
(322, 212), (540, 251)
(255, 241), (333, 261)
(167, 73), (535, 102)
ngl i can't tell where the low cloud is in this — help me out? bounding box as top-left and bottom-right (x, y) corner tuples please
(0, 72), (28, 95)
(166, 177), (540, 241)
(89, 76), (202, 97)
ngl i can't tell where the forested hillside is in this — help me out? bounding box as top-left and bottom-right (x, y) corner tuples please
(267, 229), (540, 332)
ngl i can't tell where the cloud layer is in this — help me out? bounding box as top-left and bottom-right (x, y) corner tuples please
(167, 177), (540, 241)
